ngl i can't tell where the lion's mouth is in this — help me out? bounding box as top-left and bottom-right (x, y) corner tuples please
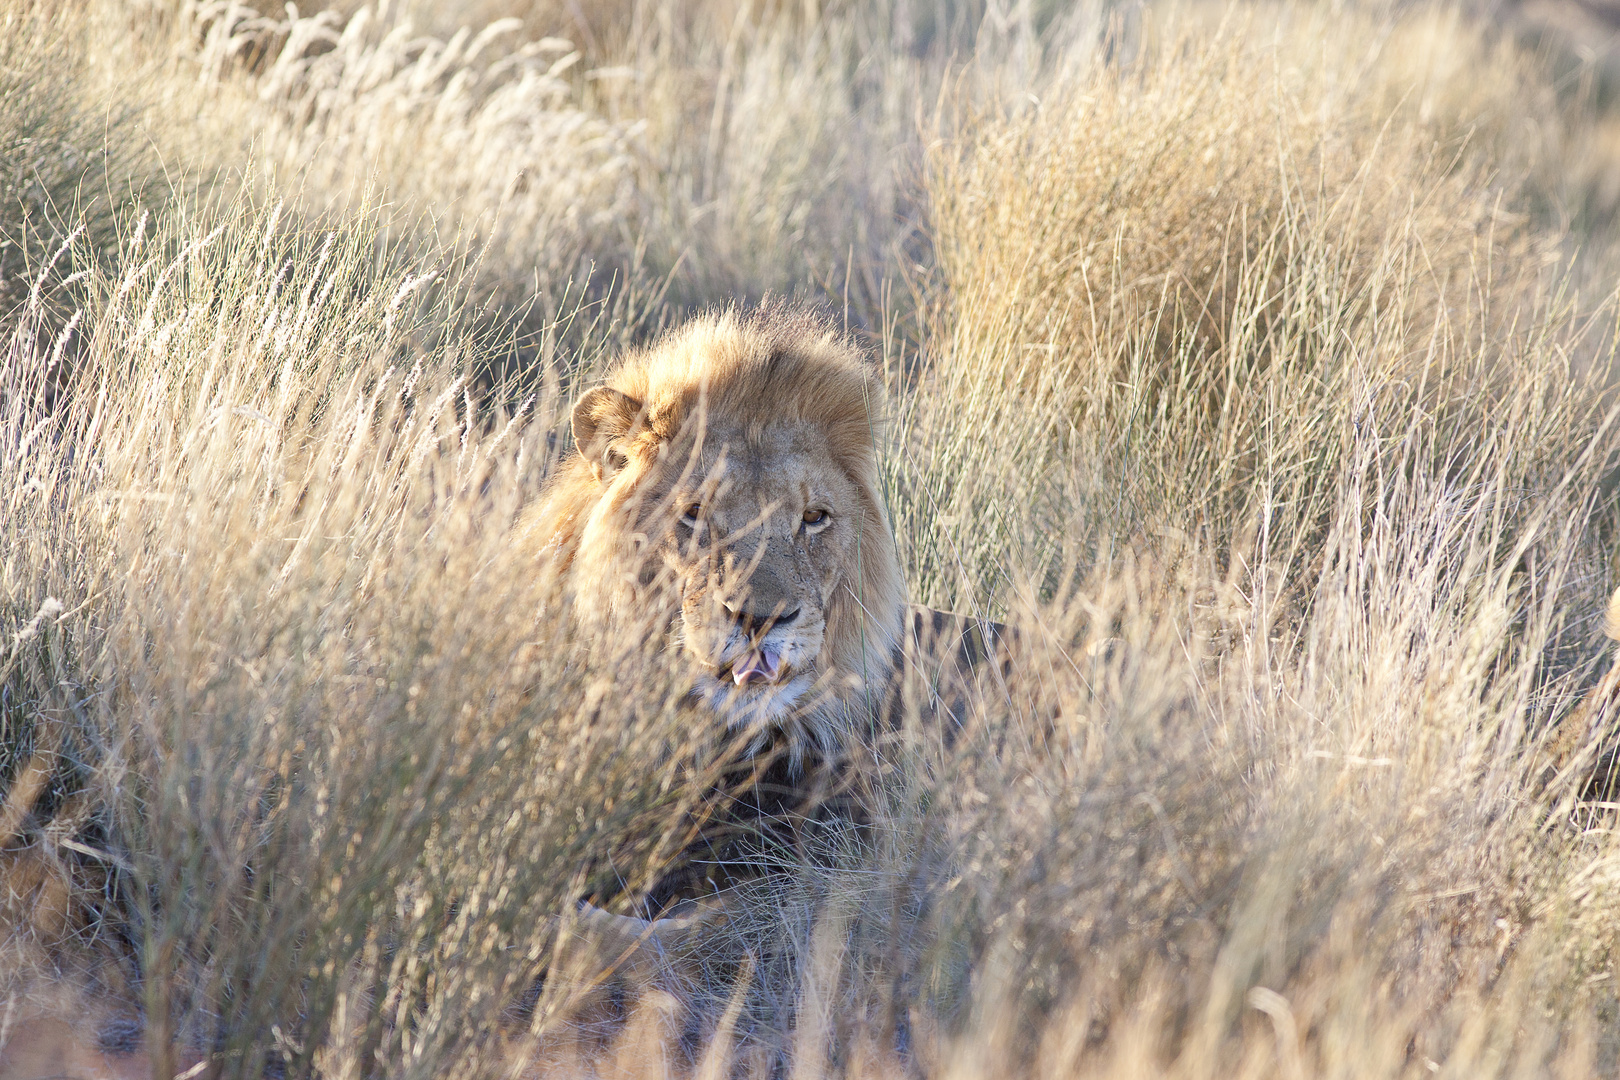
(723, 646), (784, 686)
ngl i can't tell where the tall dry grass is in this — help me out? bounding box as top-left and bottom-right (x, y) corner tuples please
(6, 0), (1620, 1077)
(902, 7), (1618, 609)
(0, 195), (763, 1076)
(150, 0), (944, 340)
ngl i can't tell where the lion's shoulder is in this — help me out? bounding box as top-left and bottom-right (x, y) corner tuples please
(872, 604), (1017, 743)
(1543, 587), (1620, 803)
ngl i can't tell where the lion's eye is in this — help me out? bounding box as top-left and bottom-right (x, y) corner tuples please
(680, 503), (703, 525)
(802, 508), (829, 528)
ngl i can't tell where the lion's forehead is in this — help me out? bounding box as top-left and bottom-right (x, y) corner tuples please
(697, 420), (831, 472)
(651, 424), (852, 531)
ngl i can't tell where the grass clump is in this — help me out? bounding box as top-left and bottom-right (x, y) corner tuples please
(903, 7), (1608, 609)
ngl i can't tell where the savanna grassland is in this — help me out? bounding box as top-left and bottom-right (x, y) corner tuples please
(7, 0), (1620, 1076)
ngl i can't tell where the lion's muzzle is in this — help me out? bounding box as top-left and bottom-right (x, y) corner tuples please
(683, 573), (824, 721)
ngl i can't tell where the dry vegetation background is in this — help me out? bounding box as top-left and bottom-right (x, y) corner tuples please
(7, 0), (1620, 1075)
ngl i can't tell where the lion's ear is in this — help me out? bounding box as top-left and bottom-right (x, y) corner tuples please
(572, 386), (644, 483)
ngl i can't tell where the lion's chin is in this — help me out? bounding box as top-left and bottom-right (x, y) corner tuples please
(691, 670), (817, 727)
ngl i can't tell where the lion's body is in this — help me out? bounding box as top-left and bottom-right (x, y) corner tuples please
(597, 604), (1013, 913)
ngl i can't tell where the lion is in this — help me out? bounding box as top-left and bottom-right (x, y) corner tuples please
(526, 306), (1005, 914)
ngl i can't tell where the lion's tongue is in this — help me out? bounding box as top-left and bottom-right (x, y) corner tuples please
(732, 646), (782, 686)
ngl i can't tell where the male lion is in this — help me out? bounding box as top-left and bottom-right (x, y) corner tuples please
(527, 306), (999, 914)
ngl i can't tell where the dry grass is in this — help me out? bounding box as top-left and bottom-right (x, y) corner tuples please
(6, 0), (1620, 1077)
(145, 0), (938, 341)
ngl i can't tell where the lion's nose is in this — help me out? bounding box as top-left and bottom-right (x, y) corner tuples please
(724, 603), (800, 633)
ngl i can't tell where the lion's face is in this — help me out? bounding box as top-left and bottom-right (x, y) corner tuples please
(576, 412), (871, 726)
(538, 311), (905, 743)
